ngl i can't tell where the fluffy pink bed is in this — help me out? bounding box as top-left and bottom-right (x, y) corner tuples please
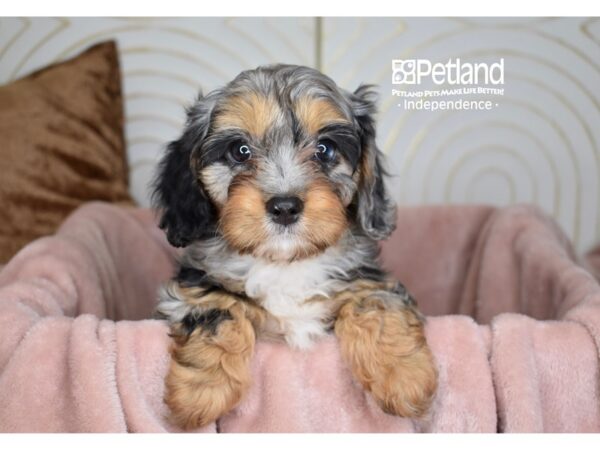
(0, 202), (598, 432)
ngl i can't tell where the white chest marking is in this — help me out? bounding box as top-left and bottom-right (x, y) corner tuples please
(243, 257), (341, 349)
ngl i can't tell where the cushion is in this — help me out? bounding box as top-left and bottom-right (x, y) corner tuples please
(0, 41), (133, 264)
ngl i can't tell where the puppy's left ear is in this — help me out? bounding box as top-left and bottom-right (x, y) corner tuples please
(349, 85), (397, 240)
(151, 93), (219, 247)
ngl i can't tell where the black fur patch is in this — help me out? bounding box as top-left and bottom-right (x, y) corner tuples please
(317, 123), (361, 171)
(152, 126), (218, 248)
(175, 266), (207, 285)
(201, 129), (250, 167)
(181, 308), (233, 336)
(175, 266), (224, 297)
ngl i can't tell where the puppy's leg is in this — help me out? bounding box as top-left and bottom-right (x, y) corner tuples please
(158, 283), (264, 429)
(334, 281), (437, 417)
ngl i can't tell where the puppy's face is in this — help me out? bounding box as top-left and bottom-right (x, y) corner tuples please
(200, 90), (358, 261)
(153, 65), (396, 261)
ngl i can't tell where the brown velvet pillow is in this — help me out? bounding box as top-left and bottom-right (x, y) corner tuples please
(0, 41), (134, 263)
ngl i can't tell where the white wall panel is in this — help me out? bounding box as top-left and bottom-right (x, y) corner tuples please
(322, 18), (600, 253)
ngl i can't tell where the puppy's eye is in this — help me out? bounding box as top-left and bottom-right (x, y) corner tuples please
(315, 139), (336, 163)
(229, 143), (252, 163)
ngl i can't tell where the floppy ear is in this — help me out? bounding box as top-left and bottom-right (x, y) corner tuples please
(350, 85), (397, 240)
(151, 93), (218, 248)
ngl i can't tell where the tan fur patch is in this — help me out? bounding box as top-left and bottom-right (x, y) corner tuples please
(295, 97), (349, 135)
(334, 286), (438, 418)
(164, 290), (267, 430)
(220, 178), (269, 254)
(279, 178), (347, 260)
(213, 92), (280, 137)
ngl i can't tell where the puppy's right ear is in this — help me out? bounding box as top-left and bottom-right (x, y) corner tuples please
(152, 92), (219, 248)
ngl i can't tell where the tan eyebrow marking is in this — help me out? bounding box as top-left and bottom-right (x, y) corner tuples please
(294, 97), (350, 136)
(213, 92), (281, 138)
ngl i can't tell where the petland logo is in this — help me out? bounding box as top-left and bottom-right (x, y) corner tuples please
(392, 58), (505, 85)
(391, 58), (505, 111)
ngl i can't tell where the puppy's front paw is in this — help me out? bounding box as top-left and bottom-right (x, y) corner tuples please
(335, 291), (437, 418)
(164, 307), (255, 429)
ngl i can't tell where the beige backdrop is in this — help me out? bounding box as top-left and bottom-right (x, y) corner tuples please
(1, 17), (599, 253)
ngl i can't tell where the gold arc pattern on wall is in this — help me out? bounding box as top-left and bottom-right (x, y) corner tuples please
(321, 19), (599, 250)
(445, 145), (538, 204)
(421, 121), (561, 217)
(0, 17), (598, 253)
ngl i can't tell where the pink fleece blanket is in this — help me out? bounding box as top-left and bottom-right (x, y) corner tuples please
(0, 202), (599, 432)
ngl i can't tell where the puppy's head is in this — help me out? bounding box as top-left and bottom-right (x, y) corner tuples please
(153, 64), (396, 261)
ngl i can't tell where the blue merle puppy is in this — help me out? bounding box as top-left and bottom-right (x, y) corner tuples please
(153, 64), (437, 429)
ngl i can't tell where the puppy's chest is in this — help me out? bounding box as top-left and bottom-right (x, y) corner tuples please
(241, 262), (343, 349)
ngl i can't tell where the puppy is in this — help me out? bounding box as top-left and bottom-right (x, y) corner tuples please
(152, 64), (437, 429)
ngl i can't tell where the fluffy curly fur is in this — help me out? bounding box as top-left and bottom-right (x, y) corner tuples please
(152, 64), (437, 429)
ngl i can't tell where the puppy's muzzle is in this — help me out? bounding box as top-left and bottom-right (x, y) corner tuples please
(266, 196), (304, 226)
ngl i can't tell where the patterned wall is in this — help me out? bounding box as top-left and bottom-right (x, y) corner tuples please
(1, 17), (599, 253)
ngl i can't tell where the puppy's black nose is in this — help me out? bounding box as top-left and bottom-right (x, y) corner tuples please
(266, 196), (304, 226)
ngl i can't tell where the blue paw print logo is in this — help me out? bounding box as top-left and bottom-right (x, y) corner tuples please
(392, 60), (417, 84)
